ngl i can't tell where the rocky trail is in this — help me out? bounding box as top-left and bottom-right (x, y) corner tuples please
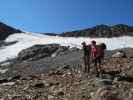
(0, 44), (132, 100)
(0, 55), (133, 100)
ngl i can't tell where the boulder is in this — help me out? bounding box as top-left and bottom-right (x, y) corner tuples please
(112, 51), (126, 58)
(51, 46), (69, 57)
(17, 44), (71, 61)
(91, 87), (119, 100)
(17, 44), (60, 61)
(0, 41), (18, 47)
(2, 82), (15, 86)
(69, 47), (80, 51)
(123, 63), (133, 78)
(0, 68), (8, 74)
(33, 82), (45, 88)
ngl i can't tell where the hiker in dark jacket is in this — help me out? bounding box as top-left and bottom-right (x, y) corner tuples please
(81, 42), (91, 73)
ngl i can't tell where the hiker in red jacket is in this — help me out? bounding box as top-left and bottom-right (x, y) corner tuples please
(91, 40), (97, 60)
(90, 40), (99, 73)
(90, 40), (106, 75)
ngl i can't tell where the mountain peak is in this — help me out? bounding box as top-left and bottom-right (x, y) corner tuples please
(60, 24), (133, 37)
(0, 22), (22, 40)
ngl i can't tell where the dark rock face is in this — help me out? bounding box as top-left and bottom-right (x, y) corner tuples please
(60, 24), (133, 37)
(17, 44), (60, 61)
(41, 33), (59, 36)
(0, 22), (22, 40)
(51, 46), (70, 57)
(0, 41), (18, 47)
(17, 44), (70, 61)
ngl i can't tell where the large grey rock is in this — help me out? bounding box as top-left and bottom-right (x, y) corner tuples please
(112, 51), (126, 58)
(17, 44), (60, 61)
(51, 46), (69, 57)
(123, 63), (133, 77)
(17, 44), (71, 61)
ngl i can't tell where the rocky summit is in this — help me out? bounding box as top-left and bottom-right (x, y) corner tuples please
(0, 43), (133, 100)
(60, 24), (133, 37)
(0, 22), (22, 40)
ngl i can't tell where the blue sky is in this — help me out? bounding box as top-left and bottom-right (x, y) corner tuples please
(0, 0), (133, 33)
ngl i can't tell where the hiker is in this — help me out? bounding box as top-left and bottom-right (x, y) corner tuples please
(90, 40), (106, 74)
(81, 42), (90, 73)
(90, 40), (98, 72)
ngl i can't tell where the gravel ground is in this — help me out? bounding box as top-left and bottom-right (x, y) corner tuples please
(0, 48), (132, 100)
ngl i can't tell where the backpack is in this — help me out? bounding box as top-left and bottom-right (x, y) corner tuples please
(91, 46), (97, 58)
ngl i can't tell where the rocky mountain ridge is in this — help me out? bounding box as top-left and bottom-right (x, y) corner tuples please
(1, 22), (133, 39)
(60, 24), (133, 37)
(0, 22), (22, 40)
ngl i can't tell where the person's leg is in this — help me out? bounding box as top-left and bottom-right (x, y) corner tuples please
(98, 57), (102, 72)
(98, 57), (104, 78)
(84, 56), (87, 72)
(94, 58), (101, 77)
(94, 58), (98, 73)
(87, 57), (90, 73)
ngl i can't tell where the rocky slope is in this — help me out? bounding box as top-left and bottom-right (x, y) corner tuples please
(0, 55), (133, 100)
(0, 44), (133, 100)
(60, 24), (133, 37)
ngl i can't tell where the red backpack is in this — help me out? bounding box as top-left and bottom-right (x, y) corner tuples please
(91, 46), (97, 58)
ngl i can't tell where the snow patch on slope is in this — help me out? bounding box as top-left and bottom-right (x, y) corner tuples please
(0, 32), (133, 63)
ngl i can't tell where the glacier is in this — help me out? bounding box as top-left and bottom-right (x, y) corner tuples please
(0, 32), (133, 63)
